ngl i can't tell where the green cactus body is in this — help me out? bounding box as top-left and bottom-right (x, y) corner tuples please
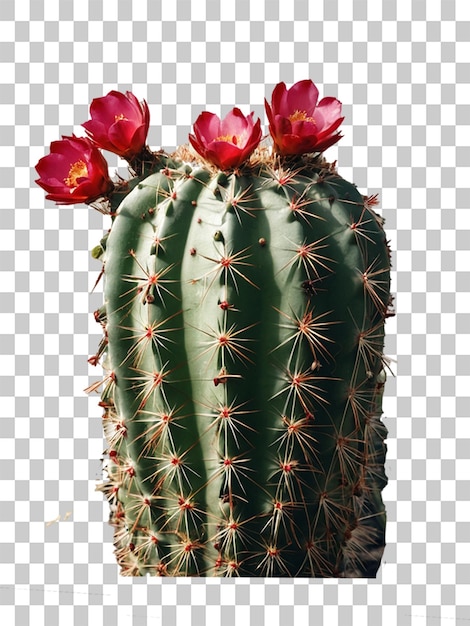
(93, 152), (391, 577)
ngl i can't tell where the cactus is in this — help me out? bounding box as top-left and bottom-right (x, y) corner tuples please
(36, 82), (393, 577)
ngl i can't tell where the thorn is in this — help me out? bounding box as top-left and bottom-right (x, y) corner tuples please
(364, 193), (380, 208)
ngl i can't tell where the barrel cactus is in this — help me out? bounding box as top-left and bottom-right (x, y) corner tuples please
(36, 81), (393, 577)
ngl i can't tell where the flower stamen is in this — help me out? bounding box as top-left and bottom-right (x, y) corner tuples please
(215, 134), (240, 145)
(288, 110), (316, 124)
(64, 160), (88, 189)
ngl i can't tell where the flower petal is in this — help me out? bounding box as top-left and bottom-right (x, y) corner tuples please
(90, 91), (140, 123)
(220, 108), (251, 139)
(188, 133), (207, 160)
(108, 119), (142, 150)
(285, 79), (319, 116)
(193, 111), (222, 144)
(205, 142), (243, 169)
(314, 97), (343, 129)
(270, 82), (288, 116)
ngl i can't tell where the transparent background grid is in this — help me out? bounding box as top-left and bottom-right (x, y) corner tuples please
(1, 0), (469, 624)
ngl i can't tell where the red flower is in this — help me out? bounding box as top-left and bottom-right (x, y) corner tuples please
(35, 136), (113, 205)
(82, 90), (150, 159)
(265, 80), (344, 155)
(189, 108), (261, 170)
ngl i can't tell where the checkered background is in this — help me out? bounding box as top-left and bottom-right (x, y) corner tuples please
(1, 0), (469, 624)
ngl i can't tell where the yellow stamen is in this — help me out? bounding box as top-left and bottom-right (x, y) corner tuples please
(64, 160), (88, 188)
(115, 113), (128, 121)
(288, 110), (316, 124)
(215, 134), (240, 145)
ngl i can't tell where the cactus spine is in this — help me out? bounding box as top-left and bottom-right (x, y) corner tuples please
(92, 151), (391, 577)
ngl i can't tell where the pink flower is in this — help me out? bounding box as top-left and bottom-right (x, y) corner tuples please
(35, 136), (113, 205)
(189, 108), (262, 170)
(82, 90), (150, 159)
(265, 80), (344, 155)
